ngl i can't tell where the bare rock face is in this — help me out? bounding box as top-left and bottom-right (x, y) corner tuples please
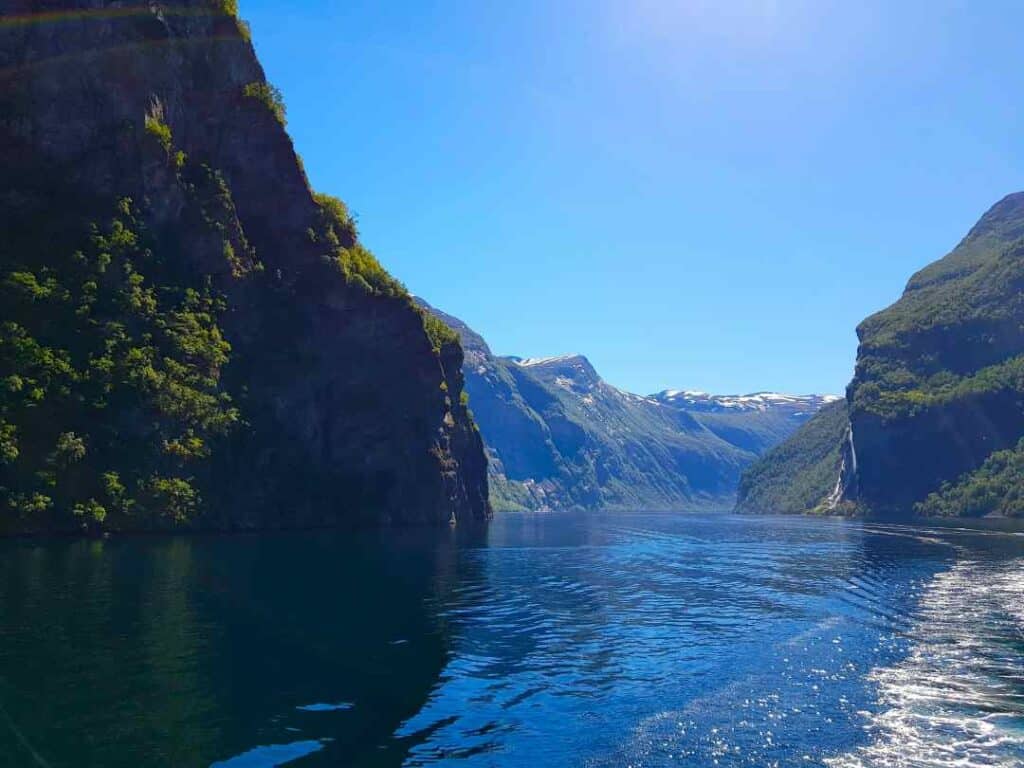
(0, 0), (490, 528)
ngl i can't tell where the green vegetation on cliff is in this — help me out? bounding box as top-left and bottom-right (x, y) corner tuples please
(1, 190), (245, 532)
(242, 81), (287, 126)
(735, 399), (848, 515)
(852, 224), (1024, 422)
(862, 353), (1024, 422)
(310, 192), (407, 298)
(917, 438), (1024, 518)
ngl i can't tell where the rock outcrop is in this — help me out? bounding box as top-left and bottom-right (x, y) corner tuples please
(0, 0), (489, 531)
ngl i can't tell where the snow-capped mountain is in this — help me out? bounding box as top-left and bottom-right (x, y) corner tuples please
(651, 390), (841, 415)
(511, 354), (602, 393)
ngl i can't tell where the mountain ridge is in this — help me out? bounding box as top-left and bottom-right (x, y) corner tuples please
(417, 298), (836, 512)
(651, 390), (840, 414)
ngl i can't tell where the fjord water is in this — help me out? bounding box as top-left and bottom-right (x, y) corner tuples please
(0, 515), (1022, 767)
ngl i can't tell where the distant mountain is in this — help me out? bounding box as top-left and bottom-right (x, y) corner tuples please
(737, 192), (1024, 518)
(651, 391), (841, 458)
(417, 299), (835, 511)
(651, 390), (838, 415)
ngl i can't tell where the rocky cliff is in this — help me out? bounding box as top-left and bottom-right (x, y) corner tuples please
(737, 193), (1024, 518)
(844, 192), (1024, 517)
(0, 0), (490, 532)
(418, 299), (834, 511)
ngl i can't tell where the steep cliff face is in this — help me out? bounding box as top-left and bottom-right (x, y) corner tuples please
(844, 193), (1024, 516)
(0, 0), (489, 531)
(418, 299), (835, 512)
(415, 302), (575, 509)
(737, 193), (1024, 518)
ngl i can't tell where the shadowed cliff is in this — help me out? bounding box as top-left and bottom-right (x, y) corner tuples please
(0, 0), (490, 531)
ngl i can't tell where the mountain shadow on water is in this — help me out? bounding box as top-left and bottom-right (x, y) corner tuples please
(0, 527), (491, 767)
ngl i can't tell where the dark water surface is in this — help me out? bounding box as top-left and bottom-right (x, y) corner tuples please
(1, 513), (1022, 767)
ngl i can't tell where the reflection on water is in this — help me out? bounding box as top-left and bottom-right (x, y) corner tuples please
(0, 527), (472, 767)
(0, 513), (1021, 767)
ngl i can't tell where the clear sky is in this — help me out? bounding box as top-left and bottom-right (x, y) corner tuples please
(240, 0), (1024, 396)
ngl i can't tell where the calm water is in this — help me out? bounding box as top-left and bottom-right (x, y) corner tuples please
(1, 513), (1023, 767)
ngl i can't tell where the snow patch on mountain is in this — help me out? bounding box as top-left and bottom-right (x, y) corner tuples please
(515, 354), (584, 367)
(653, 390), (841, 413)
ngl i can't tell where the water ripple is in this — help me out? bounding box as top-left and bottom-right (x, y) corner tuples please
(2, 512), (1021, 767)
(398, 514), (1024, 767)
(826, 557), (1024, 768)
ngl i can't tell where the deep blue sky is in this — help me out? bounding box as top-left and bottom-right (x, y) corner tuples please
(241, 0), (1023, 396)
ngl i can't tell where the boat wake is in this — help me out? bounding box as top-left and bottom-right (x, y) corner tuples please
(826, 556), (1024, 767)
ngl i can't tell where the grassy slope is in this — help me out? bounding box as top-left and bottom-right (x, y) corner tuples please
(734, 399), (849, 515)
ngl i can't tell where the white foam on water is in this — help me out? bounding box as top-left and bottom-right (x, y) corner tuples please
(825, 558), (1024, 768)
